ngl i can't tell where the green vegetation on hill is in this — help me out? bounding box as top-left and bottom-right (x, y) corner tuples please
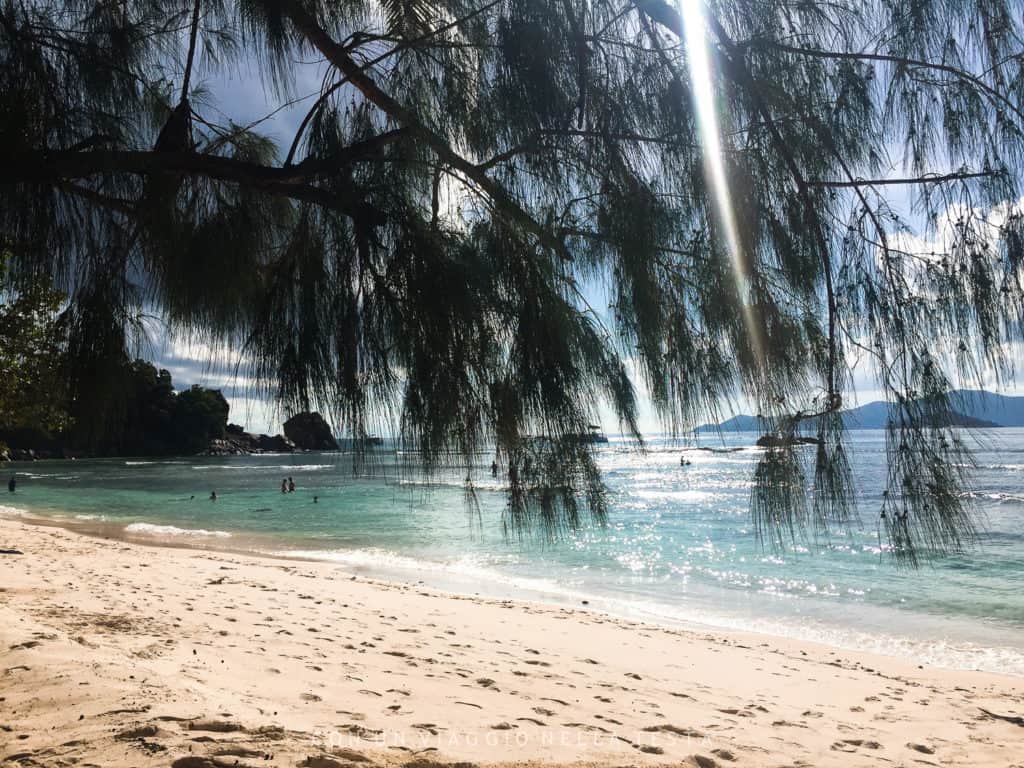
(1, 353), (230, 458)
(1, 273), (229, 456)
(67, 360), (229, 457)
(0, 272), (71, 446)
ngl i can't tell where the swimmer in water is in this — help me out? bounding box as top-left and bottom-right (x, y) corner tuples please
(210, 490), (217, 501)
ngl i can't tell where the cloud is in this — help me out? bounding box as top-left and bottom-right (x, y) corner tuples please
(197, 55), (331, 156)
(141, 329), (280, 433)
(888, 195), (1024, 267)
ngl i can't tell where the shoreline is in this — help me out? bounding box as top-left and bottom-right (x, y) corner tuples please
(2, 517), (1023, 767)
(4, 503), (1024, 681)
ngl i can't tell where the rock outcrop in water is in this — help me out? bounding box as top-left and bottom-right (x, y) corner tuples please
(283, 412), (339, 451)
(203, 424), (296, 456)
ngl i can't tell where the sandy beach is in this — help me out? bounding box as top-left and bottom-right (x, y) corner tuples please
(1, 517), (1022, 767)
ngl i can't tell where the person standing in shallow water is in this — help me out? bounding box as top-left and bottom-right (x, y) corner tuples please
(209, 490), (217, 501)
(288, 477), (295, 493)
(281, 478), (287, 494)
(7, 476), (15, 493)
(490, 461), (498, 478)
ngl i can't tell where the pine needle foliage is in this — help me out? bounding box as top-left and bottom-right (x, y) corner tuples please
(2, 0), (1023, 562)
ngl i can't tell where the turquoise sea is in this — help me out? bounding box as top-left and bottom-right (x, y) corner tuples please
(3, 429), (1023, 676)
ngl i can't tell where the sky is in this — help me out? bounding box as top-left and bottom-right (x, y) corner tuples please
(152, 324), (1024, 438)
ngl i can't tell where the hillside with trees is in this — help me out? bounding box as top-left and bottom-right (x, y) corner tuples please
(1, 267), (231, 458)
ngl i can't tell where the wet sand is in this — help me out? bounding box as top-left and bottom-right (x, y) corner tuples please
(1, 517), (1022, 767)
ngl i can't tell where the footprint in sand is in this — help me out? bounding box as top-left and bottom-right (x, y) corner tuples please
(115, 724), (160, 740)
(516, 717), (546, 726)
(185, 719), (246, 733)
(635, 744), (664, 754)
(833, 739), (882, 751)
(643, 724), (703, 737)
(412, 723), (444, 735)
(563, 722), (610, 734)
(336, 724), (383, 740)
(213, 746), (268, 759)
(335, 710), (366, 721)
(300, 757), (354, 768)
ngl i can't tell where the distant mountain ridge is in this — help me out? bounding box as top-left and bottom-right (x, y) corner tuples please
(696, 389), (1024, 432)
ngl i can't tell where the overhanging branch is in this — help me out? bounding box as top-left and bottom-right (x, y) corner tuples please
(282, 0), (571, 259)
(3, 141), (403, 221)
(807, 170), (999, 188)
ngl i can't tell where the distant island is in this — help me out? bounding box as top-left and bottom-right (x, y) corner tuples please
(696, 389), (1023, 432)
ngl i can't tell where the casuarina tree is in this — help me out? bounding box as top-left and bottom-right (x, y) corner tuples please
(2, 0), (1022, 562)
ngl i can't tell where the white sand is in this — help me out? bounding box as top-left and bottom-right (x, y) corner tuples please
(1, 517), (1022, 767)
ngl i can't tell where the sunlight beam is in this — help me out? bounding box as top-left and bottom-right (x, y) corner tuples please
(677, 0), (764, 364)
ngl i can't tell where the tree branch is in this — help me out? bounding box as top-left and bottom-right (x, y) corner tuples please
(742, 39), (1024, 127)
(180, 0), (202, 105)
(635, 0), (683, 37)
(4, 148), (385, 221)
(807, 170), (999, 188)
(281, 0), (571, 259)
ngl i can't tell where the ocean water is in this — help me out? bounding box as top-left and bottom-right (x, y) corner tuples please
(3, 429), (1023, 676)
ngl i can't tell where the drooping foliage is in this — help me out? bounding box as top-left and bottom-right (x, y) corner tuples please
(2, 0), (1023, 562)
(0, 257), (71, 443)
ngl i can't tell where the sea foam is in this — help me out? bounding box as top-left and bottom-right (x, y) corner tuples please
(124, 522), (232, 538)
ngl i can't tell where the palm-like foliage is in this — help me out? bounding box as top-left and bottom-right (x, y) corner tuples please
(2, 0), (1022, 562)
